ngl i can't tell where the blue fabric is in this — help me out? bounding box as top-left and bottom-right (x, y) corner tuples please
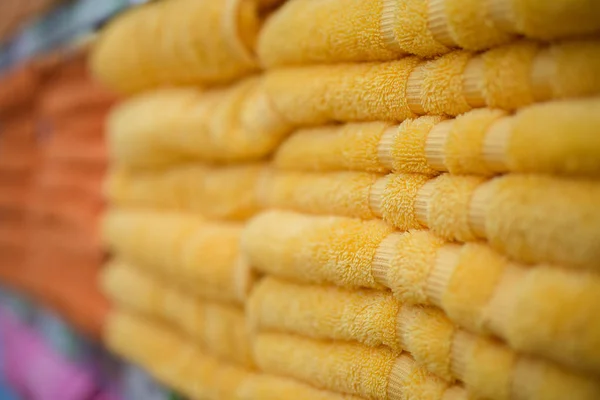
(0, 381), (20, 400)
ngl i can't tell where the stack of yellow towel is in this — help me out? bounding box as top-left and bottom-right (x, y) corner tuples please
(92, 0), (600, 399)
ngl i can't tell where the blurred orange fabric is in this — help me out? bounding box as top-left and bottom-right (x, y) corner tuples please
(0, 51), (117, 339)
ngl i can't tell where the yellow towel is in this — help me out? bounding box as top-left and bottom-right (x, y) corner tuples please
(101, 260), (254, 367)
(275, 97), (600, 177)
(265, 39), (600, 127)
(248, 277), (600, 400)
(107, 82), (291, 168)
(237, 374), (365, 400)
(244, 211), (600, 374)
(260, 172), (600, 270)
(105, 310), (250, 400)
(102, 210), (251, 304)
(257, 1), (401, 67)
(258, 0), (600, 66)
(106, 163), (265, 220)
(242, 211), (396, 290)
(253, 332), (466, 400)
(90, 0), (260, 93)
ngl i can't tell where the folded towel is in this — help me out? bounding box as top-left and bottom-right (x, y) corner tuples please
(107, 84), (290, 168)
(243, 211), (396, 290)
(244, 211), (600, 374)
(102, 210), (251, 304)
(258, 0), (600, 66)
(237, 374), (365, 400)
(265, 39), (600, 126)
(275, 97), (600, 177)
(248, 277), (600, 400)
(106, 163), (265, 220)
(260, 172), (600, 270)
(105, 310), (250, 400)
(253, 332), (466, 400)
(90, 0), (260, 93)
(101, 260), (254, 367)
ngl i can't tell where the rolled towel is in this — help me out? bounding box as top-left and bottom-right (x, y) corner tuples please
(107, 83), (291, 168)
(258, 0), (600, 65)
(244, 211), (600, 374)
(101, 260), (254, 367)
(105, 310), (250, 400)
(275, 97), (600, 177)
(105, 163), (265, 220)
(260, 172), (600, 270)
(102, 210), (251, 304)
(266, 39), (600, 125)
(254, 332), (467, 400)
(236, 374), (365, 400)
(248, 277), (600, 400)
(90, 0), (260, 93)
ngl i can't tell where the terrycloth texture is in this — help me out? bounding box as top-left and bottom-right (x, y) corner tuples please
(247, 278), (600, 400)
(105, 310), (250, 400)
(106, 164), (265, 220)
(259, 171), (383, 221)
(263, 39), (600, 129)
(262, 171), (600, 269)
(253, 332), (465, 400)
(257, 0), (401, 67)
(102, 210), (251, 304)
(244, 211), (600, 374)
(237, 374), (365, 400)
(407, 39), (600, 115)
(90, 0), (259, 93)
(375, 240), (600, 376)
(242, 211), (395, 289)
(248, 277), (402, 351)
(107, 84), (291, 168)
(101, 260), (254, 367)
(258, 0), (600, 65)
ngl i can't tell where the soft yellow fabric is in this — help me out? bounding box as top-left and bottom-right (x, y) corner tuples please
(274, 122), (391, 173)
(502, 0), (600, 39)
(499, 265), (600, 376)
(104, 310), (250, 400)
(260, 171), (380, 220)
(506, 97), (600, 176)
(386, 116), (443, 175)
(443, 108), (507, 175)
(374, 173), (433, 231)
(265, 59), (420, 125)
(547, 40), (600, 101)
(236, 374), (365, 400)
(479, 41), (541, 109)
(440, 243), (507, 333)
(441, 0), (513, 50)
(476, 174), (600, 270)
(376, 231), (445, 305)
(414, 50), (472, 116)
(242, 211), (394, 289)
(101, 261), (254, 367)
(391, 0), (450, 57)
(257, 0), (400, 67)
(421, 174), (486, 242)
(90, 0), (259, 93)
(102, 210), (251, 304)
(397, 305), (454, 381)
(106, 164), (264, 220)
(426, 243), (600, 375)
(248, 277), (401, 350)
(253, 332), (460, 400)
(107, 82), (291, 168)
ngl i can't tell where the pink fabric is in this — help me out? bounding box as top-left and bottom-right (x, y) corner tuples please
(0, 308), (97, 400)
